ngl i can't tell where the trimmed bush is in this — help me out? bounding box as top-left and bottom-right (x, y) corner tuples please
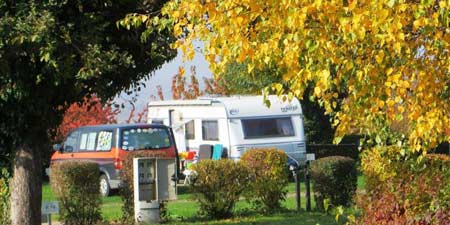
(0, 168), (10, 225)
(240, 148), (289, 213)
(309, 156), (357, 211)
(120, 150), (175, 224)
(357, 153), (450, 225)
(50, 161), (101, 225)
(191, 159), (250, 219)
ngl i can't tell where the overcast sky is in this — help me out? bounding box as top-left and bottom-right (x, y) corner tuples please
(114, 43), (212, 122)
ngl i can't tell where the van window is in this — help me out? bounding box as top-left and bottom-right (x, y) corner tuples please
(64, 130), (80, 152)
(87, 132), (97, 151)
(79, 133), (88, 150)
(202, 120), (219, 141)
(121, 127), (171, 151)
(242, 117), (295, 139)
(185, 120), (195, 140)
(96, 131), (113, 151)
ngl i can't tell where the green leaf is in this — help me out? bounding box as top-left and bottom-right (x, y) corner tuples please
(375, 135), (382, 144)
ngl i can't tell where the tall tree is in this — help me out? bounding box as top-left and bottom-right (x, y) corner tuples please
(162, 0), (450, 153)
(0, 1), (176, 224)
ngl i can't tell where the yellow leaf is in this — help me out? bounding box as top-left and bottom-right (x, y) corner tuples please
(386, 68), (393, 75)
(187, 49), (195, 60)
(375, 51), (384, 64)
(247, 63), (255, 73)
(398, 105), (405, 113)
(314, 86), (321, 96)
(387, 99), (395, 107)
(174, 24), (182, 36)
(394, 42), (401, 53)
(321, 69), (330, 79)
(348, 0), (357, 10)
(178, 67), (185, 76)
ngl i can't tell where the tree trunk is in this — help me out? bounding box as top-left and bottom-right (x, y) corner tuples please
(10, 144), (42, 225)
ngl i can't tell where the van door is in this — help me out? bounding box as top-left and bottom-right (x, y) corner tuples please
(50, 129), (81, 162)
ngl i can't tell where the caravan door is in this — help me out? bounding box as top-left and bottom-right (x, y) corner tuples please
(169, 110), (187, 152)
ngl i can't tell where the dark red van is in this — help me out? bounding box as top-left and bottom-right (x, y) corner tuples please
(51, 124), (178, 196)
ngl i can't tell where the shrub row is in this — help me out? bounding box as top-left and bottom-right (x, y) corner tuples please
(190, 148), (289, 219)
(357, 153), (450, 225)
(50, 161), (101, 225)
(0, 167), (10, 225)
(48, 149), (358, 223)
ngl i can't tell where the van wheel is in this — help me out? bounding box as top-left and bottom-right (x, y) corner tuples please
(99, 175), (110, 197)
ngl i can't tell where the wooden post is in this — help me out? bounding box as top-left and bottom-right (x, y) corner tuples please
(305, 162), (311, 211)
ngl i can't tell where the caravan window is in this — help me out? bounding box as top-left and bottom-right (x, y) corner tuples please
(185, 120), (195, 140)
(242, 117), (295, 139)
(202, 120), (219, 141)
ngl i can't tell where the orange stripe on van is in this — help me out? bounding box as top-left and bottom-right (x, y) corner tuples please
(51, 147), (176, 165)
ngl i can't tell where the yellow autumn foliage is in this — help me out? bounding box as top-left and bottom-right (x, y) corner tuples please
(160, 0), (450, 156)
(117, 0), (450, 161)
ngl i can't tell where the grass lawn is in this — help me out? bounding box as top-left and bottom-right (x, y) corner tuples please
(42, 175), (365, 224)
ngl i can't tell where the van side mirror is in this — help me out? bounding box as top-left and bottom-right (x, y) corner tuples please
(53, 144), (62, 152)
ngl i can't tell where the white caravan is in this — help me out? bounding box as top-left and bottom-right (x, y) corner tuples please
(147, 95), (307, 167)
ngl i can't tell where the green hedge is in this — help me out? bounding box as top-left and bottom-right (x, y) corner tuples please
(50, 161), (101, 225)
(191, 159), (250, 219)
(241, 148), (288, 213)
(309, 156), (357, 211)
(0, 168), (10, 225)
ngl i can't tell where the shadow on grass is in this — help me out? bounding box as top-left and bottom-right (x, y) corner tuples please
(177, 185), (190, 195)
(169, 209), (339, 225)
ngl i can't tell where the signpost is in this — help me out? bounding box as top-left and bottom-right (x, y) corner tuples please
(306, 153), (316, 161)
(42, 201), (59, 225)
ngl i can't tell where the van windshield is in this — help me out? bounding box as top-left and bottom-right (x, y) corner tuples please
(121, 127), (171, 151)
(241, 117), (295, 139)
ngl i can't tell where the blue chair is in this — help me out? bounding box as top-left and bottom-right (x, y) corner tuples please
(212, 144), (223, 160)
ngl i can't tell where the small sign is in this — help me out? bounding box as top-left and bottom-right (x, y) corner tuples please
(306, 153), (316, 161)
(42, 201), (59, 214)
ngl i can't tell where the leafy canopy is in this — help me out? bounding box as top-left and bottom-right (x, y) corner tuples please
(162, 0), (450, 154)
(0, 0), (176, 147)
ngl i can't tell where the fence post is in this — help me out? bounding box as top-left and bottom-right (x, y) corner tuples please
(294, 170), (301, 211)
(305, 161), (311, 211)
